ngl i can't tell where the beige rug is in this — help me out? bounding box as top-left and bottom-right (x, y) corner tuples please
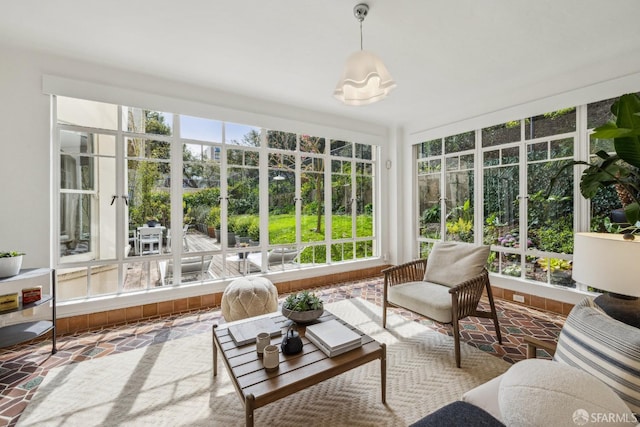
(18, 299), (509, 427)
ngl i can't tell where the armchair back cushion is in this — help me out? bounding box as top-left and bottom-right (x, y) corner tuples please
(553, 298), (640, 414)
(424, 242), (490, 287)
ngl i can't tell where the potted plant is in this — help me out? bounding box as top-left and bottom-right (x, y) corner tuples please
(0, 251), (25, 278)
(206, 206), (221, 239)
(281, 290), (324, 324)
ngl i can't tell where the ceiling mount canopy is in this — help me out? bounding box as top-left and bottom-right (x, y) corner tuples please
(333, 3), (396, 106)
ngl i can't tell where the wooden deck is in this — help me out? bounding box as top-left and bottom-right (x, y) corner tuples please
(57, 230), (302, 300)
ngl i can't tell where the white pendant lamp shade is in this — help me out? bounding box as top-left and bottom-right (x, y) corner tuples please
(334, 3), (395, 106)
(333, 50), (396, 106)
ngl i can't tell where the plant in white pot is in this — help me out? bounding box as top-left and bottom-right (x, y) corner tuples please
(0, 251), (25, 278)
(281, 290), (324, 324)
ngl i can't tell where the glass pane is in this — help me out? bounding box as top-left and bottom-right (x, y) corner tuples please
(550, 138), (573, 159)
(331, 242), (354, 262)
(299, 244), (326, 265)
(589, 134), (621, 232)
(225, 123), (260, 146)
(180, 115), (222, 142)
(57, 265), (126, 301)
(332, 160), (352, 239)
(300, 135), (325, 154)
(356, 162), (373, 238)
(445, 154), (474, 243)
(269, 166), (295, 245)
(331, 140), (352, 158)
(60, 131), (100, 191)
(59, 193), (96, 259)
(484, 150), (499, 167)
(57, 96), (118, 130)
(587, 97), (617, 129)
(355, 240), (373, 259)
(527, 161), (574, 255)
(590, 135), (614, 155)
(228, 161), (259, 248)
(484, 163), (519, 248)
(301, 156), (325, 243)
(444, 131), (474, 153)
(182, 139), (222, 254)
(267, 130), (296, 151)
(501, 147), (519, 165)
(124, 107), (173, 136)
(417, 139), (442, 158)
(527, 142), (547, 162)
(418, 168), (440, 239)
(126, 134), (171, 259)
(482, 121), (521, 147)
(525, 107), (576, 140)
(355, 143), (372, 160)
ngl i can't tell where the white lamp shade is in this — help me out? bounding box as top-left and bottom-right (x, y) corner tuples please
(572, 232), (640, 297)
(333, 50), (396, 106)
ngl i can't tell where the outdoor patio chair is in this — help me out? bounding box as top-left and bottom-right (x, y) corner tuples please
(167, 224), (190, 252)
(157, 255), (213, 286)
(245, 247), (302, 272)
(137, 226), (163, 255)
(382, 241), (502, 368)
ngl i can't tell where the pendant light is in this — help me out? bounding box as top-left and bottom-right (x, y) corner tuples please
(333, 3), (396, 106)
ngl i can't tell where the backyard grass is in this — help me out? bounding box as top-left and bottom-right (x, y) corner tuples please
(266, 214), (373, 243)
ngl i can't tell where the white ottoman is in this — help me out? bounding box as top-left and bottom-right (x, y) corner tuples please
(221, 277), (278, 321)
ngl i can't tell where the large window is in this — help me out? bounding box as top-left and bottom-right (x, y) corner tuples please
(415, 104), (603, 292)
(55, 96), (379, 301)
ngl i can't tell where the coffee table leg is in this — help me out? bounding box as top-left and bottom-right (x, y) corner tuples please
(245, 394), (255, 427)
(212, 324), (218, 377)
(381, 343), (387, 404)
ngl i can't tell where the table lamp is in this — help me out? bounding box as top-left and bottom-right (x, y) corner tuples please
(572, 232), (640, 327)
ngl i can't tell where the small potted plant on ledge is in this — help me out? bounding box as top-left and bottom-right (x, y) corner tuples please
(281, 290), (324, 324)
(0, 251), (25, 278)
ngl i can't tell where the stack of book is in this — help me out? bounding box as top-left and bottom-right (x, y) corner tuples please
(228, 317), (282, 346)
(305, 319), (362, 357)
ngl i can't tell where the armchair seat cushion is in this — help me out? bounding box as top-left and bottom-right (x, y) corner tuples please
(387, 281), (452, 323)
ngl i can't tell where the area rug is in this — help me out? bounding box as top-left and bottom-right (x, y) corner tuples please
(17, 299), (510, 426)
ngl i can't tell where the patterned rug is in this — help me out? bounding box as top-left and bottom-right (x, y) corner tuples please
(17, 298), (510, 427)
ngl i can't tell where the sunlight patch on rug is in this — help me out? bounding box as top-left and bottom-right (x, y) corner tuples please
(17, 298), (509, 427)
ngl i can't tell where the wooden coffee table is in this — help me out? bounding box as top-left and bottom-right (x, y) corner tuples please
(212, 311), (386, 426)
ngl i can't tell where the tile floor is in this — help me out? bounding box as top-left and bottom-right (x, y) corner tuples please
(0, 276), (566, 426)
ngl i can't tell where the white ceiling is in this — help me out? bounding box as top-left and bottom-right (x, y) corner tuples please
(3, 0), (640, 132)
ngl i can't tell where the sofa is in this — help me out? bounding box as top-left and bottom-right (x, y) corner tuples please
(413, 298), (640, 426)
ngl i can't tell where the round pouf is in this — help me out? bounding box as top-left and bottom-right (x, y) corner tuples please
(221, 277), (278, 321)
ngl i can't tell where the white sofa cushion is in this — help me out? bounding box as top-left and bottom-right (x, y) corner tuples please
(554, 298), (640, 414)
(424, 241), (490, 287)
(499, 358), (637, 427)
(387, 281), (452, 323)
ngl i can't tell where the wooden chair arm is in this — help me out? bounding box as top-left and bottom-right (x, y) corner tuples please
(448, 270), (488, 320)
(523, 335), (557, 359)
(382, 258), (428, 288)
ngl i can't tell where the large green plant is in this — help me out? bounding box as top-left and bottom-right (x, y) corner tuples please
(559, 93), (640, 225)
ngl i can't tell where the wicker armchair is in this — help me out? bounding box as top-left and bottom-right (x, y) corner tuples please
(382, 242), (502, 368)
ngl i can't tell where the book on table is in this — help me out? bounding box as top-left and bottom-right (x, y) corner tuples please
(228, 317), (282, 346)
(305, 319), (362, 357)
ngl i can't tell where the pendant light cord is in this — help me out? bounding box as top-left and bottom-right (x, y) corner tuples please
(360, 20), (363, 50)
